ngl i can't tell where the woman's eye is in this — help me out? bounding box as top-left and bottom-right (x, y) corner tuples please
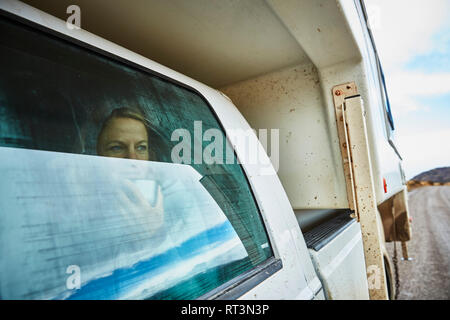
(109, 145), (123, 152)
(136, 145), (147, 152)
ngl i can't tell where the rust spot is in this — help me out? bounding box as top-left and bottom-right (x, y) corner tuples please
(317, 28), (321, 32)
(335, 90), (342, 96)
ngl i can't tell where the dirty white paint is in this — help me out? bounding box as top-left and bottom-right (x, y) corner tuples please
(221, 63), (349, 210)
(18, 0), (310, 88)
(308, 222), (370, 300)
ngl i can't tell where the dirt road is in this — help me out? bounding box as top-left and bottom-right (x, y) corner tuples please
(386, 186), (450, 300)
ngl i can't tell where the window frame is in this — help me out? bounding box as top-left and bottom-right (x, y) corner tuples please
(357, 0), (394, 133)
(356, 0), (403, 160)
(377, 60), (395, 132)
(0, 9), (282, 300)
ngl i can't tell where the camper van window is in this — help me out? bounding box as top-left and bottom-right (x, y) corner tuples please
(378, 58), (395, 131)
(0, 16), (273, 300)
(381, 68), (395, 131)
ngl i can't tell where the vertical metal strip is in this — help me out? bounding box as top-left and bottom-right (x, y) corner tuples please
(344, 95), (389, 300)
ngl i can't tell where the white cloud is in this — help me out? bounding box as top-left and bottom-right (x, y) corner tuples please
(397, 129), (450, 179)
(389, 72), (450, 96)
(365, 0), (450, 70)
(387, 70), (450, 115)
(365, 0), (450, 115)
(364, 1), (450, 176)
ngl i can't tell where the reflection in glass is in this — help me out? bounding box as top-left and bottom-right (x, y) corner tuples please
(0, 148), (249, 299)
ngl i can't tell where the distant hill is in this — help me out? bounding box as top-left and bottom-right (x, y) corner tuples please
(412, 167), (450, 183)
(407, 167), (450, 190)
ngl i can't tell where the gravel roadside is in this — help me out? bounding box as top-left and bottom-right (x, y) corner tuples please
(386, 186), (450, 300)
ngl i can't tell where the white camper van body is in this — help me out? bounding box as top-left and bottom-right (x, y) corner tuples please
(0, 0), (409, 300)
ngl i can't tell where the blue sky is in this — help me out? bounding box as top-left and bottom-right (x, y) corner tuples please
(405, 28), (450, 73)
(365, 0), (450, 179)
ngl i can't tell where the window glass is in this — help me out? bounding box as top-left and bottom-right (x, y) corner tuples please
(376, 58), (395, 132)
(0, 16), (272, 300)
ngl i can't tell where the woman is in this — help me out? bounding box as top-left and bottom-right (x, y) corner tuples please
(96, 107), (165, 235)
(97, 107), (154, 161)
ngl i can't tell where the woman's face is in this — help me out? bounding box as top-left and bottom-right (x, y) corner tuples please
(97, 117), (149, 160)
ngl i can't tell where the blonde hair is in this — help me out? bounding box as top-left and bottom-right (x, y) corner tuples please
(101, 107), (147, 127)
(97, 107), (165, 161)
